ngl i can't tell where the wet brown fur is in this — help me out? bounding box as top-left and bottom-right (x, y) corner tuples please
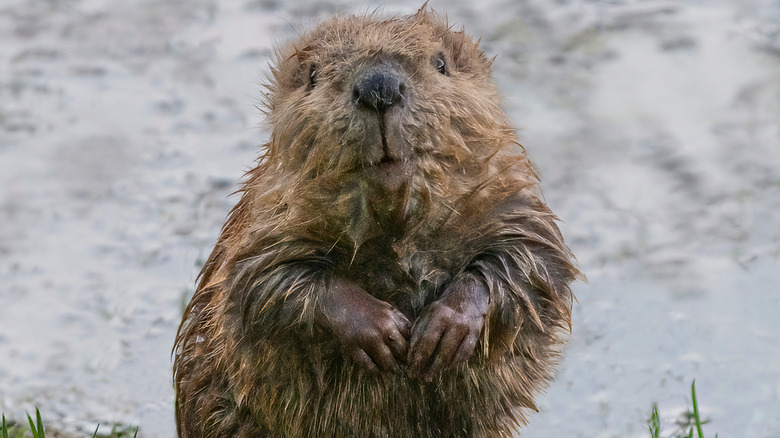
(173, 6), (582, 437)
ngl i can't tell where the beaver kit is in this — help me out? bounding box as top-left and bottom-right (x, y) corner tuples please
(174, 6), (581, 437)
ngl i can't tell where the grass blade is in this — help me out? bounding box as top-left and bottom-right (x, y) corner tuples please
(2, 414), (8, 438)
(691, 380), (705, 438)
(92, 423), (100, 438)
(35, 408), (45, 438)
(26, 411), (38, 438)
(648, 403), (661, 438)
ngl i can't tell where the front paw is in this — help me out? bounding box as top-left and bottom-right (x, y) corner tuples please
(407, 274), (489, 381)
(319, 280), (411, 373)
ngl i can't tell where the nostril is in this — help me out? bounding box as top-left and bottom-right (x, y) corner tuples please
(352, 86), (361, 103)
(398, 82), (406, 98)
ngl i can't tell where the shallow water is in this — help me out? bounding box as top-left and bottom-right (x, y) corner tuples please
(1, 0), (778, 436)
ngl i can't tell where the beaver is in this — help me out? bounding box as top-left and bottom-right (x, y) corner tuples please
(173, 6), (581, 437)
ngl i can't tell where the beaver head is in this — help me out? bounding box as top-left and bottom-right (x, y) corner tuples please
(262, 9), (514, 196)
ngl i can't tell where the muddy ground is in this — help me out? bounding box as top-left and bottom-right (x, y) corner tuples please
(1, 0), (778, 437)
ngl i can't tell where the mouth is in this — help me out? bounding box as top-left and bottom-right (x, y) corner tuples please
(375, 154), (407, 172)
(364, 138), (411, 190)
(368, 154), (410, 191)
(354, 110), (412, 189)
(377, 152), (401, 166)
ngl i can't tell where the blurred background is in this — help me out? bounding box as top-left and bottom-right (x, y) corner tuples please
(1, 0), (778, 436)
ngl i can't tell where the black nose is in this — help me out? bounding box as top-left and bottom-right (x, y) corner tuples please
(353, 68), (406, 113)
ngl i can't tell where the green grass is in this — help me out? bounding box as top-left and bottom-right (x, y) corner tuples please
(1, 408), (138, 438)
(649, 380), (719, 438)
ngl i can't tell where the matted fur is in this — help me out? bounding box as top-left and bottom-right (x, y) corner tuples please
(173, 6), (582, 437)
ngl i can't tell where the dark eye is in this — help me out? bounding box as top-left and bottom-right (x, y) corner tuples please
(435, 55), (448, 76)
(309, 64), (319, 88)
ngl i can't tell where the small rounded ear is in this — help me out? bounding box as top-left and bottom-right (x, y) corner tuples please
(278, 45), (319, 91)
(410, 11), (492, 77)
(442, 29), (493, 76)
(294, 45), (316, 63)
